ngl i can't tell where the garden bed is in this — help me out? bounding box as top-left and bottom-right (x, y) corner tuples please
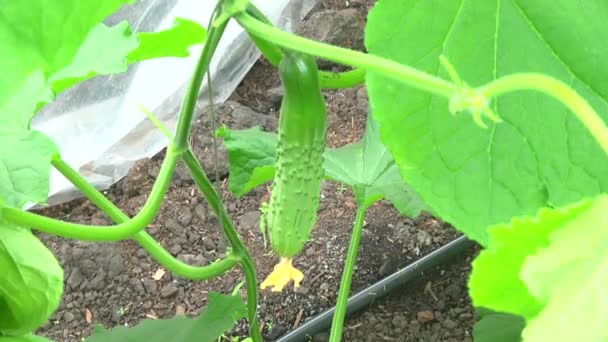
(35, 1), (478, 341)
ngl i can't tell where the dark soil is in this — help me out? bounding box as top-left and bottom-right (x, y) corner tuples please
(35, 1), (478, 341)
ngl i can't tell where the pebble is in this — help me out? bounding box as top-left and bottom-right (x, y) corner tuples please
(202, 238), (216, 251)
(165, 218), (185, 235)
(177, 209), (193, 226)
(442, 319), (458, 330)
(62, 312), (75, 323)
(107, 254), (124, 277)
(142, 279), (157, 294)
(160, 284), (179, 298)
(194, 204), (207, 222)
(416, 310), (435, 323)
(175, 305), (186, 316)
(391, 315), (407, 329)
(88, 270), (107, 290)
(177, 253), (207, 267)
(66, 268), (84, 289)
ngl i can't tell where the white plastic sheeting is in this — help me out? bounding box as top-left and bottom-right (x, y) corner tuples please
(32, 0), (318, 206)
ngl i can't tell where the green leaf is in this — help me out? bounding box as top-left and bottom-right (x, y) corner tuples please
(0, 2), (206, 207)
(0, 121), (58, 209)
(0, 333), (56, 342)
(217, 125), (277, 197)
(218, 116), (429, 216)
(365, 0), (608, 245)
(323, 114), (429, 215)
(469, 194), (608, 342)
(50, 21), (139, 94)
(519, 195), (608, 342)
(127, 17), (207, 63)
(86, 292), (246, 342)
(467, 201), (589, 318)
(473, 311), (525, 342)
(0, 224), (63, 336)
(0, 0), (135, 107)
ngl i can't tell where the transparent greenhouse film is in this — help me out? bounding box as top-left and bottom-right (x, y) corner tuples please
(31, 0), (318, 207)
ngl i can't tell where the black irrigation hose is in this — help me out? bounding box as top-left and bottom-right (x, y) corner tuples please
(276, 235), (476, 342)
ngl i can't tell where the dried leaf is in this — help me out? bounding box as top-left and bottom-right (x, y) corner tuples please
(152, 268), (166, 281)
(85, 308), (93, 324)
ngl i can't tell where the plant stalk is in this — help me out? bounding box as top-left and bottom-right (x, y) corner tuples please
(2, 149), (179, 240)
(243, 3), (365, 89)
(481, 73), (608, 154)
(50, 156), (239, 280)
(183, 150), (262, 341)
(173, 2), (228, 152)
(329, 205), (368, 341)
(235, 12), (454, 98)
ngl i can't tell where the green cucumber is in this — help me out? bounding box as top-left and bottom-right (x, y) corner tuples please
(261, 51), (328, 291)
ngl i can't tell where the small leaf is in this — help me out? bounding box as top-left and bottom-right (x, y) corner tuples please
(0, 223), (64, 336)
(323, 114), (430, 216)
(217, 125), (277, 198)
(473, 311), (525, 342)
(219, 116), (429, 217)
(86, 292), (246, 342)
(127, 17), (207, 64)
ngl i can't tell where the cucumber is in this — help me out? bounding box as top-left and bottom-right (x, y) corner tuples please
(260, 51), (328, 292)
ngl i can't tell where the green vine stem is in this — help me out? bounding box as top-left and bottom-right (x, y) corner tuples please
(243, 3), (365, 89)
(182, 150), (261, 340)
(51, 156), (239, 280)
(237, 11), (608, 155)
(234, 11), (454, 97)
(2, 148), (178, 240)
(329, 205), (368, 342)
(173, 2), (228, 152)
(481, 73), (608, 154)
(142, 102), (262, 341)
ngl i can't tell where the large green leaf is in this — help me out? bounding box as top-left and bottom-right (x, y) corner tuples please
(467, 200), (589, 318)
(0, 224), (63, 336)
(520, 195), (608, 341)
(219, 115), (429, 217)
(0, 129), (58, 208)
(0, 2), (206, 207)
(323, 114), (429, 215)
(0, 0), (134, 107)
(469, 194), (608, 342)
(365, 0), (608, 245)
(86, 292), (246, 342)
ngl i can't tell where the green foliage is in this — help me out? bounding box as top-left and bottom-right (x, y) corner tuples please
(0, 224), (63, 336)
(470, 194), (608, 341)
(0, 1), (207, 210)
(365, 0), (608, 245)
(473, 310), (524, 342)
(127, 17), (207, 63)
(217, 126), (277, 197)
(0, 333), (55, 342)
(219, 114), (429, 218)
(86, 292), (246, 342)
(323, 114), (429, 216)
